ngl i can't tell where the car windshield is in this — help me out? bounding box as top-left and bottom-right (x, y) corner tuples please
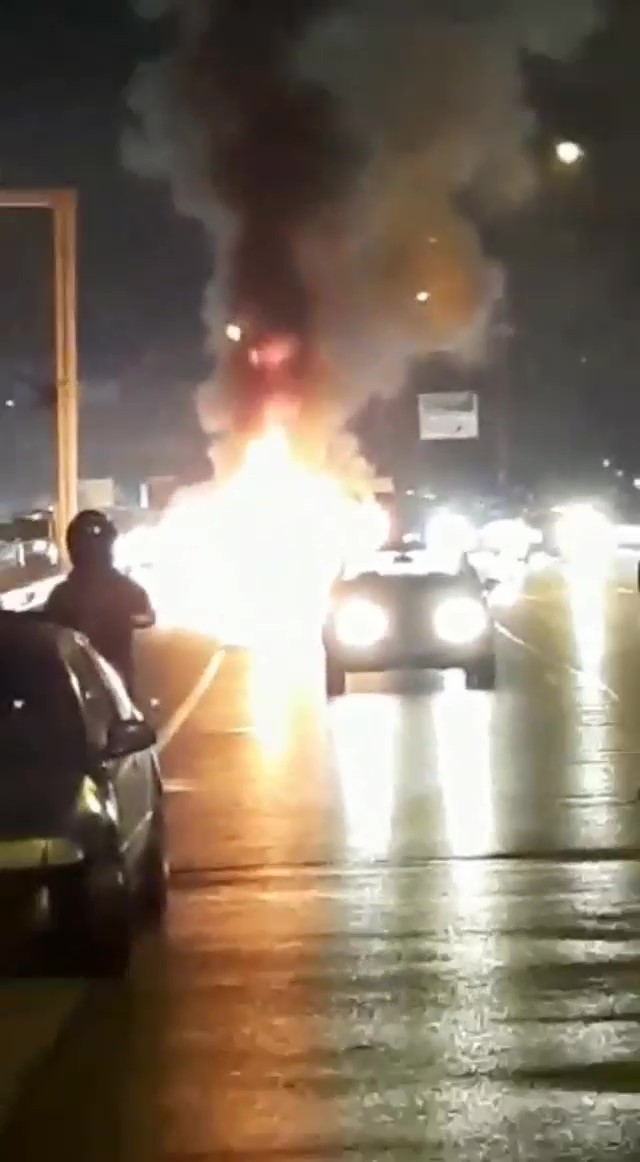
(0, 626), (85, 766)
(339, 570), (478, 598)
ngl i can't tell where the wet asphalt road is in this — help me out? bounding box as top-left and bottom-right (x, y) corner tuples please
(2, 557), (640, 1158)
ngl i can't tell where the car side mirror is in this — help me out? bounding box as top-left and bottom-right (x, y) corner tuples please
(106, 718), (156, 759)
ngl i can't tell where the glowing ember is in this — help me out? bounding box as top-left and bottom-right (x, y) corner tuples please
(148, 426), (388, 645)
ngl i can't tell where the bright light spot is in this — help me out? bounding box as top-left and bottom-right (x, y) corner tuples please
(634, 479), (640, 490)
(331, 694), (399, 861)
(248, 335), (297, 368)
(433, 677), (495, 863)
(563, 567), (618, 849)
(415, 289), (430, 302)
(555, 503), (616, 563)
(149, 426), (364, 644)
(246, 642), (316, 764)
(480, 517), (533, 560)
(225, 322), (242, 342)
(334, 597), (389, 649)
(433, 597), (488, 645)
(602, 459), (611, 468)
(616, 469), (624, 478)
(427, 509), (476, 556)
(5, 399), (15, 408)
(564, 565), (608, 694)
(555, 140), (584, 165)
(113, 526), (157, 574)
(528, 549), (553, 573)
(486, 578), (521, 610)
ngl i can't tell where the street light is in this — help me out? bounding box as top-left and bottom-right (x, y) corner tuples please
(0, 189), (78, 557)
(415, 290), (430, 303)
(225, 322), (242, 342)
(555, 140), (584, 166)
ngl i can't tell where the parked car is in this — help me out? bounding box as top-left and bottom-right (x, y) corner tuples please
(0, 612), (167, 975)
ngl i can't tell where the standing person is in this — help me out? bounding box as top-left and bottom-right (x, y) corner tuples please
(44, 510), (155, 695)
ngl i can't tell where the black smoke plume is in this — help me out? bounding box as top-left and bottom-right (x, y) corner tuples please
(124, 0), (599, 447)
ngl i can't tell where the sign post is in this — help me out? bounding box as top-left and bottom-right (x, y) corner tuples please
(0, 189), (78, 558)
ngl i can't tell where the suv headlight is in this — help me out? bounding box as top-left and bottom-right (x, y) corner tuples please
(433, 596), (488, 644)
(334, 598), (389, 648)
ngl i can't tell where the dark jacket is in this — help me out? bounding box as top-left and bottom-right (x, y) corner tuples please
(44, 566), (154, 690)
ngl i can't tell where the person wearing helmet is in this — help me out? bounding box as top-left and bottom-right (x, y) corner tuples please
(43, 510), (155, 694)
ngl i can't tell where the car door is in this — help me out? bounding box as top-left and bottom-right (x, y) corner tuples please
(67, 642), (148, 869)
(85, 647), (155, 865)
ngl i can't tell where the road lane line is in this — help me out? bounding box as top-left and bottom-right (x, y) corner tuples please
(157, 648), (225, 752)
(497, 624), (619, 702)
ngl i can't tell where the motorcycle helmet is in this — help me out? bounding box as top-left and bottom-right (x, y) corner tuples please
(66, 509), (117, 567)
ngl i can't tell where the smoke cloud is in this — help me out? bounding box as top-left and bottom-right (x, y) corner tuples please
(124, 0), (599, 442)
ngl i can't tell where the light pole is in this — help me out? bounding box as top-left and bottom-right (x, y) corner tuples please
(0, 189), (78, 557)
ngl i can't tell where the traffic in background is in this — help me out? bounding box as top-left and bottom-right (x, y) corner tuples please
(1, 517), (640, 1157)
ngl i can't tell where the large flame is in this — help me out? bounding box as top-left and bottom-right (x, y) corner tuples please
(146, 425), (387, 645)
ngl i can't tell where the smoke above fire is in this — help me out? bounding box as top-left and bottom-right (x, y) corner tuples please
(124, 0), (598, 443)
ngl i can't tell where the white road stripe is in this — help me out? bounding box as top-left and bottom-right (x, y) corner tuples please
(157, 649), (226, 753)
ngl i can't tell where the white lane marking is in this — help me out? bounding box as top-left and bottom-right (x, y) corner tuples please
(497, 624), (619, 702)
(157, 649), (226, 753)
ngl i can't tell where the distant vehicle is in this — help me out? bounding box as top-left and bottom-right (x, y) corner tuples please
(0, 614), (166, 976)
(324, 551), (497, 696)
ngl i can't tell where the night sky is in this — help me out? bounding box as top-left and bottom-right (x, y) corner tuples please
(1, 0), (640, 505)
(0, 0), (210, 503)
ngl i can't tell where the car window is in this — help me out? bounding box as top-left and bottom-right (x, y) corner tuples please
(89, 649), (137, 722)
(68, 645), (115, 751)
(340, 572), (468, 596)
(0, 637), (87, 766)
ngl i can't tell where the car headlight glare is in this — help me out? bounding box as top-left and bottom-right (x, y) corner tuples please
(555, 505), (615, 559)
(433, 596), (488, 645)
(334, 597), (389, 648)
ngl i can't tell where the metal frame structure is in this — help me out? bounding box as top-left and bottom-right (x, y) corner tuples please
(0, 189), (78, 555)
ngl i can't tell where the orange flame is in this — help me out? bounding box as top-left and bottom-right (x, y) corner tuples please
(150, 426), (388, 645)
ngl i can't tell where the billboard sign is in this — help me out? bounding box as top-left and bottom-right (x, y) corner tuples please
(373, 477), (394, 494)
(418, 391), (479, 440)
(79, 477), (115, 509)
